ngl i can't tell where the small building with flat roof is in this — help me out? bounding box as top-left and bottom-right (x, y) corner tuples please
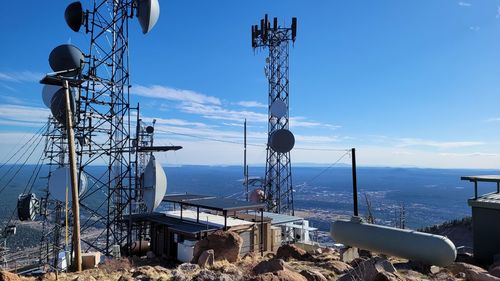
(126, 194), (268, 262)
(461, 175), (500, 264)
(126, 193), (318, 262)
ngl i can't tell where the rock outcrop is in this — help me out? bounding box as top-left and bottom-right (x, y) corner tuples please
(198, 249), (215, 268)
(276, 244), (313, 261)
(0, 271), (21, 281)
(252, 259), (287, 275)
(317, 260), (352, 274)
(192, 230), (243, 263)
(448, 262), (500, 281)
(299, 269), (328, 281)
(339, 257), (398, 281)
(340, 247), (359, 263)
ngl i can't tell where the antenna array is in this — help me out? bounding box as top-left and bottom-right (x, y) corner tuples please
(252, 15), (297, 215)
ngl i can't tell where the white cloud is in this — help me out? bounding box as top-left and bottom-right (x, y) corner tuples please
(397, 138), (483, 149)
(469, 26), (480, 31)
(0, 104), (49, 125)
(458, 2), (471, 7)
(0, 96), (25, 104)
(179, 102), (268, 123)
(133, 85), (221, 105)
(290, 117), (340, 129)
(140, 116), (211, 128)
(0, 71), (43, 83)
(439, 152), (498, 157)
(237, 101), (267, 108)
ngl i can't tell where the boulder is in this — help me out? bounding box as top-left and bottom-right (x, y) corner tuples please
(274, 270), (308, 281)
(373, 271), (402, 281)
(251, 270), (308, 281)
(276, 244), (313, 261)
(299, 269), (328, 281)
(192, 230), (243, 263)
(448, 262), (500, 281)
(339, 257), (397, 281)
(340, 247), (359, 263)
(374, 259), (397, 273)
(359, 249), (373, 258)
(0, 272), (20, 281)
(198, 249), (215, 268)
(317, 260), (352, 274)
(253, 259), (286, 275)
(430, 266), (441, 274)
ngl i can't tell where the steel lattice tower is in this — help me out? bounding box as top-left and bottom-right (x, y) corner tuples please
(252, 15), (297, 215)
(37, 0), (163, 262)
(75, 0), (137, 254)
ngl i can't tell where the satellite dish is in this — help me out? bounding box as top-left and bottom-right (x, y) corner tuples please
(136, 0), (160, 34)
(50, 88), (76, 126)
(65, 2), (84, 32)
(48, 44), (84, 77)
(270, 99), (287, 118)
(142, 155), (167, 212)
(42, 85), (61, 108)
(146, 126), (154, 134)
(269, 129), (295, 153)
(17, 193), (39, 221)
(48, 167), (87, 202)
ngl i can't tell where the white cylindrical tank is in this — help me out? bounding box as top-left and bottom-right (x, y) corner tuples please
(331, 217), (456, 266)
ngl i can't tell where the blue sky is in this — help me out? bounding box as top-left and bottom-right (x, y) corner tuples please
(1, 0), (500, 168)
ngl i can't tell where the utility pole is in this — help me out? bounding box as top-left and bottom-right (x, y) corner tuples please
(63, 80), (82, 272)
(244, 119), (249, 201)
(352, 148), (358, 216)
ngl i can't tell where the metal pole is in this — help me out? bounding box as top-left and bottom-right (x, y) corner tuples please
(260, 209), (264, 256)
(244, 119), (248, 201)
(351, 148), (358, 216)
(64, 80), (82, 272)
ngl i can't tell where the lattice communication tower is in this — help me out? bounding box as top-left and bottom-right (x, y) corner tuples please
(252, 15), (297, 215)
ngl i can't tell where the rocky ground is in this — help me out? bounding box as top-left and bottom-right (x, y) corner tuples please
(0, 219), (496, 281)
(1, 242), (499, 281)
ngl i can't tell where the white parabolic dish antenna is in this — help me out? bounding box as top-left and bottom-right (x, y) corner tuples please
(42, 85), (61, 108)
(50, 88), (76, 127)
(142, 155), (167, 212)
(48, 167), (87, 202)
(270, 99), (287, 119)
(136, 0), (160, 34)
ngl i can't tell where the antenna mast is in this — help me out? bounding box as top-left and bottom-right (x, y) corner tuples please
(252, 15), (297, 215)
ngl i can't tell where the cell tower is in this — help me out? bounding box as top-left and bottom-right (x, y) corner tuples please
(252, 15), (297, 215)
(13, 0), (179, 271)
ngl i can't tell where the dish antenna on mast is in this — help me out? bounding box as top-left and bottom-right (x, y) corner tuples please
(136, 0), (161, 34)
(141, 155), (167, 212)
(48, 167), (88, 202)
